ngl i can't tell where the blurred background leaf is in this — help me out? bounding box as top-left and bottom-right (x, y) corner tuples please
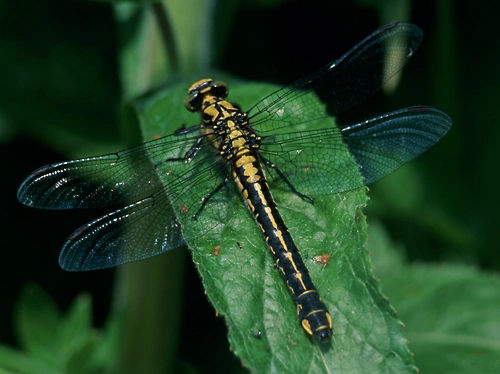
(369, 222), (500, 373)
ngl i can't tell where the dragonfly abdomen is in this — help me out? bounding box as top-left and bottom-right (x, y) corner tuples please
(232, 152), (332, 343)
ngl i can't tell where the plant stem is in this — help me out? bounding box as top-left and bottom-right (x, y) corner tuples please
(151, 2), (179, 73)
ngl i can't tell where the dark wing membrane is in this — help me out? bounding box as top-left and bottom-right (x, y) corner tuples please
(59, 195), (184, 271)
(247, 22), (423, 133)
(19, 130), (235, 271)
(17, 130), (200, 209)
(342, 106), (452, 185)
(58, 144), (232, 271)
(259, 106), (451, 196)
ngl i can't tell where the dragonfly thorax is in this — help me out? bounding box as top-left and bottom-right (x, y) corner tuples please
(186, 79), (261, 161)
(202, 101), (260, 162)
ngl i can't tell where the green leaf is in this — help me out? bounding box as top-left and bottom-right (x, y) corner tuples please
(0, 367), (25, 374)
(91, 313), (123, 369)
(14, 284), (63, 366)
(365, 220), (406, 274)
(8, 285), (116, 374)
(0, 344), (60, 374)
(370, 223), (500, 374)
(134, 79), (417, 372)
(59, 294), (93, 353)
(60, 294), (106, 374)
(380, 265), (500, 373)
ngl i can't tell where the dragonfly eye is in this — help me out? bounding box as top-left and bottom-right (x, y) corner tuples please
(209, 81), (229, 98)
(184, 91), (203, 112)
(185, 79), (229, 112)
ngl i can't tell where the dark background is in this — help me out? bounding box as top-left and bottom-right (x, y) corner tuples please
(1, 0), (498, 371)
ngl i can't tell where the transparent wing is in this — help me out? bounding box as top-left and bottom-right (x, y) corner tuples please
(17, 130), (200, 209)
(341, 106), (451, 185)
(18, 130), (234, 271)
(247, 22), (423, 133)
(58, 195), (184, 271)
(260, 106), (452, 196)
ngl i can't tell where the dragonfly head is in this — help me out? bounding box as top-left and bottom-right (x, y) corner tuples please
(185, 79), (229, 112)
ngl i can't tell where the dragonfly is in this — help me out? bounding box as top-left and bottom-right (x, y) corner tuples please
(17, 22), (451, 344)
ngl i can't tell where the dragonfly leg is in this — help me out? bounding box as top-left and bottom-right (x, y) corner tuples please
(173, 123), (199, 135)
(163, 136), (204, 163)
(192, 177), (230, 220)
(183, 136), (204, 161)
(261, 156), (313, 203)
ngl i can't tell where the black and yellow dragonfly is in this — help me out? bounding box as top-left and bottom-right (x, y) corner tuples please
(17, 22), (451, 344)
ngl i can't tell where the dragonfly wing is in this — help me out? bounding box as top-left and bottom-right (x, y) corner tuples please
(19, 129), (236, 270)
(260, 106), (451, 196)
(17, 130), (201, 210)
(342, 106), (452, 185)
(56, 137), (235, 270)
(59, 194), (184, 271)
(260, 123), (362, 196)
(248, 22), (423, 133)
